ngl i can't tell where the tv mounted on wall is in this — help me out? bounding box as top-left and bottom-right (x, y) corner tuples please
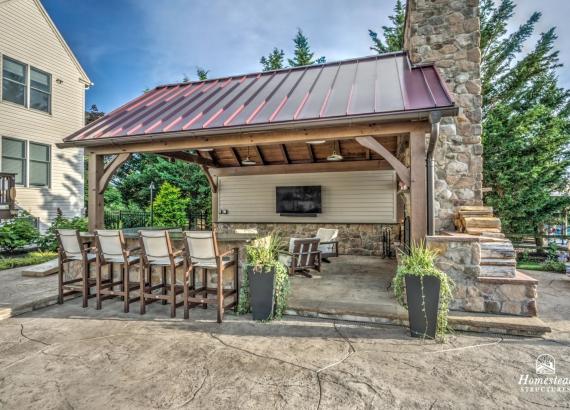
(276, 186), (322, 216)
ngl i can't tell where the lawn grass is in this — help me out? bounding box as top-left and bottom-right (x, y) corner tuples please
(0, 251), (57, 271)
(517, 260), (566, 273)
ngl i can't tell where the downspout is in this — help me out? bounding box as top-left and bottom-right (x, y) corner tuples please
(427, 111), (442, 236)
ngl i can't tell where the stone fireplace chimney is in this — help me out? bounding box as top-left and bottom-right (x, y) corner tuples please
(404, 0), (483, 232)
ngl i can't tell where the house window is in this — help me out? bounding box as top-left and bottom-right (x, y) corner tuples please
(1, 138), (26, 185)
(30, 68), (51, 113)
(2, 57), (27, 107)
(29, 142), (50, 186)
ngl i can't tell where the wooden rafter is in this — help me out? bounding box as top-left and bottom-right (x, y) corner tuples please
(355, 136), (410, 186)
(307, 144), (315, 162)
(280, 144), (290, 164)
(159, 151), (215, 166)
(230, 148), (241, 166)
(254, 145), (265, 165)
(97, 153), (130, 194)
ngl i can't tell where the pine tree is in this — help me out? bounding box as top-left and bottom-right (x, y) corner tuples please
(196, 67), (209, 81)
(152, 181), (190, 228)
(368, 0), (405, 53)
(480, 0), (570, 240)
(260, 47), (285, 71)
(287, 29), (325, 67)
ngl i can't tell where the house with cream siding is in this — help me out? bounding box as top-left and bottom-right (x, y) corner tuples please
(0, 0), (90, 228)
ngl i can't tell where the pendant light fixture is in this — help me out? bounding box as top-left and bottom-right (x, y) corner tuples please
(326, 140), (343, 161)
(241, 146), (256, 165)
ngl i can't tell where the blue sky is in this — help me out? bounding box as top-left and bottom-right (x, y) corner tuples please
(42, 0), (570, 113)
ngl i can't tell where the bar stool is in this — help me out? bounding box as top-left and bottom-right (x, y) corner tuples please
(56, 229), (97, 307)
(138, 230), (186, 317)
(183, 231), (239, 323)
(94, 230), (141, 312)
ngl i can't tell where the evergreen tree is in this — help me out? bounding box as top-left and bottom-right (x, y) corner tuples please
(368, 0), (405, 53)
(152, 181), (190, 228)
(287, 29), (325, 67)
(260, 47), (285, 71)
(480, 0), (570, 239)
(196, 67), (209, 80)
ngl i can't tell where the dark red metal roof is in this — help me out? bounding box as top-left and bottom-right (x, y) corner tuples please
(65, 52), (454, 144)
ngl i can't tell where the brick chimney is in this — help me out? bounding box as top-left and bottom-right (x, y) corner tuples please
(404, 0), (483, 232)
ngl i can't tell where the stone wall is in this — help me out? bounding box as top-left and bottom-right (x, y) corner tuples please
(404, 0), (483, 231)
(216, 223), (399, 256)
(427, 236), (538, 316)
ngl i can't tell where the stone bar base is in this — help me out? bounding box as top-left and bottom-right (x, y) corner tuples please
(426, 235), (538, 317)
(216, 223), (400, 256)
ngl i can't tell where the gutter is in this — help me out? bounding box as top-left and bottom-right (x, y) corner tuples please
(56, 106), (458, 149)
(426, 111), (442, 236)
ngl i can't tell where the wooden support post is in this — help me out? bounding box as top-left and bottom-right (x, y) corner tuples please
(409, 131), (427, 243)
(88, 152), (105, 232)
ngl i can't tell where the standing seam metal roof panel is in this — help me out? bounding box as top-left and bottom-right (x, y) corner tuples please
(64, 52), (455, 143)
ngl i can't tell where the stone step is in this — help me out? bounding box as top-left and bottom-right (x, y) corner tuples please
(462, 217), (501, 229)
(465, 227), (502, 235)
(480, 258), (517, 266)
(480, 243), (515, 259)
(22, 258), (58, 277)
(479, 232), (506, 239)
(479, 264), (516, 277)
(458, 205), (494, 214)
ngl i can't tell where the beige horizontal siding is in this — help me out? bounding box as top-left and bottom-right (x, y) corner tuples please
(0, 0), (86, 226)
(218, 170), (396, 224)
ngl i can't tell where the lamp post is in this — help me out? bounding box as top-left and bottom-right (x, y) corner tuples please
(149, 182), (156, 226)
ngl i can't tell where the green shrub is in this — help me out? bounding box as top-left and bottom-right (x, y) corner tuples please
(36, 214), (88, 252)
(541, 259), (566, 273)
(0, 251), (57, 270)
(0, 218), (39, 253)
(152, 182), (190, 228)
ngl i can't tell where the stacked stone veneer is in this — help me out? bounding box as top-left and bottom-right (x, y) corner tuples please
(216, 223), (399, 256)
(404, 0), (483, 231)
(427, 236), (538, 316)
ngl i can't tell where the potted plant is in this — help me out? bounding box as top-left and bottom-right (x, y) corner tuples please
(393, 242), (454, 341)
(238, 232), (290, 320)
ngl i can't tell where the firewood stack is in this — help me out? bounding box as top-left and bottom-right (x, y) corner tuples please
(454, 206), (505, 238)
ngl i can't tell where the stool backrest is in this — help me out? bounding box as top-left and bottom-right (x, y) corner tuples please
(95, 229), (126, 262)
(139, 230), (172, 263)
(56, 229), (83, 260)
(184, 231), (218, 265)
(289, 237), (321, 268)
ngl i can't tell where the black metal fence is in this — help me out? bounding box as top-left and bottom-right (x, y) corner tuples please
(104, 208), (212, 230)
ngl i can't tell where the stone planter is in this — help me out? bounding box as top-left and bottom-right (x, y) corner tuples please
(405, 275), (440, 339)
(247, 266), (276, 321)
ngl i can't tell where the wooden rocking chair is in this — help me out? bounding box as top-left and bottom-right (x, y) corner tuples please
(278, 238), (321, 278)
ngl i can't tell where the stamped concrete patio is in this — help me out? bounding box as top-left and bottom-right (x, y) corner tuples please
(0, 262), (568, 408)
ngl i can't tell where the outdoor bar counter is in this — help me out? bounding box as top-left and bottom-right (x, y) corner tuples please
(78, 230), (257, 289)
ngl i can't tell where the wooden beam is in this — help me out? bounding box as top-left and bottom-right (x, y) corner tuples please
(230, 148), (241, 166)
(211, 159), (390, 177)
(355, 136), (411, 187)
(86, 121), (429, 155)
(159, 151), (215, 166)
(280, 144), (290, 164)
(97, 153), (130, 194)
(200, 165), (218, 193)
(307, 144), (315, 162)
(88, 153), (105, 231)
(410, 130), (427, 243)
(254, 145), (265, 165)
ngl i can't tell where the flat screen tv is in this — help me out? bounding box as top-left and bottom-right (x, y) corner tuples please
(276, 186), (322, 215)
